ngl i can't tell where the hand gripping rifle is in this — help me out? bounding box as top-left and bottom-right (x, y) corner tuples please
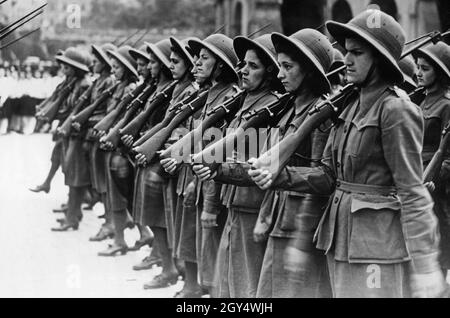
(133, 89), (209, 165)
(159, 86), (245, 163)
(190, 92), (294, 172)
(56, 83), (94, 137)
(92, 81), (150, 133)
(423, 121), (450, 183)
(133, 85), (206, 148)
(252, 84), (358, 176)
(118, 80), (178, 139)
(251, 29), (450, 179)
(37, 77), (78, 123)
(71, 82), (120, 128)
(101, 81), (157, 149)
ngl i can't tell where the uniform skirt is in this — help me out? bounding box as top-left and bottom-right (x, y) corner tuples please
(212, 207), (265, 298)
(432, 185), (450, 269)
(326, 250), (411, 298)
(256, 236), (331, 298)
(105, 151), (128, 212)
(173, 180), (197, 262)
(133, 165), (166, 228)
(88, 141), (107, 194)
(64, 136), (90, 187)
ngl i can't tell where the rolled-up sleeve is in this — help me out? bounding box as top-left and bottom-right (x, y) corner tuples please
(381, 98), (440, 274)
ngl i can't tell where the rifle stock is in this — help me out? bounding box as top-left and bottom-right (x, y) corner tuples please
(37, 77), (78, 122)
(57, 84), (93, 137)
(424, 121), (450, 183)
(135, 90), (209, 162)
(93, 81), (148, 133)
(71, 82), (119, 126)
(119, 80), (178, 138)
(103, 82), (157, 148)
(252, 84), (358, 178)
(191, 93), (293, 172)
(160, 87), (245, 162)
(133, 88), (204, 148)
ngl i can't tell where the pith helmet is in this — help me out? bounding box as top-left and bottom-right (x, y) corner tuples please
(331, 48), (345, 71)
(188, 34), (239, 82)
(107, 45), (139, 79)
(170, 37), (196, 68)
(129, 44), (150, 63)
(398, 55), (417, 88)
(55, 47), (90, 73)
(92, 43), (117, 69)
(272, 28), (334, 92)
(145, 39), (172, 70)
(414, 41), (450, 81)
(233, 34), (280, 73)
(326, 9), (406, 84)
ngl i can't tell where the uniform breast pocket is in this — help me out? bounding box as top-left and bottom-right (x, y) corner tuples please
(346, 125), (380, 158)
(348, 193), (410, 263)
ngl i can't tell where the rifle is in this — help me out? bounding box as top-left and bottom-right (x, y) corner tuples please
(57, 84), (94, 137)
(101, 81), (157, 149)
(36, 79), (68, 114)
(250, 27), (450, 177)
(191, 92), (294, 172)
(423, 121), (450, 183)
(71, 82), (120, 128)
(93, 81), (149, 133)
(251, 84), (359, 176)
(159, 86), (245, 163)
(133, 86), (205, 148)
(37, 77), (78, 123)
(0, 27), (40, 50)
(134, 90), (209, 164)
(119, 80), (178, 138)
(0, 2), (46, 36)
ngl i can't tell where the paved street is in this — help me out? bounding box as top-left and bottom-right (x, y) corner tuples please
(0, 133), (182, 298)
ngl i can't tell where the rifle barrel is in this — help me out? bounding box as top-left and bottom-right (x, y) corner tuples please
(0, 2), (47, 35)
(0, 27), (40, 50)
(0, 10), (43, 41)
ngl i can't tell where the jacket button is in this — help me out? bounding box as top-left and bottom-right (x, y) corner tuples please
(343, 126), (348, 133)
(336, 162), (341, 168)
(334, 197), (339, 204)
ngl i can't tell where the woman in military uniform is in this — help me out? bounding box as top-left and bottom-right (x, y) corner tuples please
(93, 46), (139, 255)
(82, 43), (117, 241)
(414, 41), (450, 277)
(133, 37), (199, 290)
(50, 48), (93, 231)
(192, 33), (287, 298)
(249, 29), (334, 298)
(249, 10), (447, 298)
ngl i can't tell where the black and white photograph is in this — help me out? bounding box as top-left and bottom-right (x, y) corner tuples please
(0, 0), (450, 300)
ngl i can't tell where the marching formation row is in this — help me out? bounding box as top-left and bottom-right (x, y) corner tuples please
(30, 9), (450, 298)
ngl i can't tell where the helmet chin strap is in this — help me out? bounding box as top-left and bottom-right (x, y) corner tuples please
(207, 61), (219, 85)
(356, 61), (377, 88)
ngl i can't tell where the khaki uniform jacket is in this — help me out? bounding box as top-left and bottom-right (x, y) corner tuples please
(214, 89), (280, 212)
(273, 81), (440, 274)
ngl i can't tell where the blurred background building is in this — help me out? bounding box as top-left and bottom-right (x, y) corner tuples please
(0, 0), (449, 64)
(215, 0), (449, 41)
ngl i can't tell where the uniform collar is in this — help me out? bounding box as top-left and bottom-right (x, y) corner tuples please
(359, 79), (389, 113)
(422, 85), (447, 110)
